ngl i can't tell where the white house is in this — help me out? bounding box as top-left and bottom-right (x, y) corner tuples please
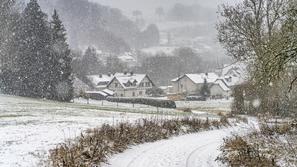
(218, 62), (248, 88)
(107, 73), (155, 97)
(87, 73), (155, 97)
(171, 73), (230, 98)
(209, 79), (231, 98)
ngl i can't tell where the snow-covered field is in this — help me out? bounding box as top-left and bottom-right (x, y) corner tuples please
(0, 95), (232, 167)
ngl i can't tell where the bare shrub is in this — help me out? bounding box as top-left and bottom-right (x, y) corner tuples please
(218, 121), (297, 167)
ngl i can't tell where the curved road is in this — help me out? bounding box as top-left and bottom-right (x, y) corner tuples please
(103, 125), (248, 167)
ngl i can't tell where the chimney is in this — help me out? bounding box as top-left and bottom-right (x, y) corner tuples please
(124, 71), (128, 75)
(130, 71), (134, 76)
(99, 74), (102, 78)
(107, 73), (111, 77)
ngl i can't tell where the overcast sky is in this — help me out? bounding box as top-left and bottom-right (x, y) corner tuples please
(89, 0), (240, 17)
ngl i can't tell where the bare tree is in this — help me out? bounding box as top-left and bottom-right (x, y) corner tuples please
(217, 0), (297, 87)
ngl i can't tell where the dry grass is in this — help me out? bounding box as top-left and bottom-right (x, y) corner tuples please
(49, 117), (229, 167)
(217, 120), (297, 167)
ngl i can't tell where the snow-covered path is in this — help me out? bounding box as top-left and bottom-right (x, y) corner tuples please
(103, 125), (249, 167)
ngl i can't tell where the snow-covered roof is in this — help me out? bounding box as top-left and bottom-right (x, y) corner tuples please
(87, 74), (114, 88)
(111, 73), (148, 89)
(212, 79), (231, 91)
(88, 73), (152, 89)
(217, 62), (249, 87)
(172, 73), (219, 84)
(223, 75), (246, 87)
(85, 91), (108, 96)
(102, 89), (115, 96)
(221, 62), (247, 77)
(118, 52), (136, 62)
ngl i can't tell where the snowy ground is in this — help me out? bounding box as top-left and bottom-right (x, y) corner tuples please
(0, 95), (232, 167)
(102, 121), (256, 167)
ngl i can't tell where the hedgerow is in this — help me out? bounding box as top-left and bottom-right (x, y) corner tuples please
(106, 97), (176, 108)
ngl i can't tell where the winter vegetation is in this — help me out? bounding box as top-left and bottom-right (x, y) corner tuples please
(0, 0), (296, 166)
(49, 117), (229, 167)
(218, 119), (297, 167)
(0, 0), (73, 102)
(218, 0), (297, 117)
(216, 0), (297, 166)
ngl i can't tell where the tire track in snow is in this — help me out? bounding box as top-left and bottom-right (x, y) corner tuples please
(103, 124), (252, 167)
(185, 141), (220, 167)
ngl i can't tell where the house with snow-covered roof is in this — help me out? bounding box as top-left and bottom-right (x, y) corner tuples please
(87, 74), (114, 90)
(87, 72), (155, 97)
(171, 73), (230, 98)
(217, 62), (248, 88)
(107, 72), (155, 97)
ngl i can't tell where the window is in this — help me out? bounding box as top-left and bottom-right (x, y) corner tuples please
(140, 83), (144, 87)
(132, 92), (135, 96)
(145, 82), (151, 87)
(139, 91), (143, 96)
(115, 83), (118, 88)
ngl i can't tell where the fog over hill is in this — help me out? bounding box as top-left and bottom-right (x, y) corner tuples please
(89, 0), (240, 16)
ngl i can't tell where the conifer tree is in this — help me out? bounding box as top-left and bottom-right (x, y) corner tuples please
(14, 0), (52, 97)
(81, 47), (103, 75)
(200, 79), (210, 98)
(0, 0), (17, 93)
(50, 9), (73, 101)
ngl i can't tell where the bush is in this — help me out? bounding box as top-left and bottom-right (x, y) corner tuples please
(218, 121), (297, 167)
(217, 135), (277, 167)
(106, 97), (176, 108)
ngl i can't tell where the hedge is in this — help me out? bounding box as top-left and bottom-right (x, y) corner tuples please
(106, 97), (176, 108)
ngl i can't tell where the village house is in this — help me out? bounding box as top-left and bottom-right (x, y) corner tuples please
(171, 73), (231, 98)
(87, 72), (155, 97)
(217, 62), (248, 89)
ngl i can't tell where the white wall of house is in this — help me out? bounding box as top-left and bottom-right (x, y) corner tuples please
(172, 76), (200, 95)
(210, 84), (230, 98)
(108, 76), (153, 97)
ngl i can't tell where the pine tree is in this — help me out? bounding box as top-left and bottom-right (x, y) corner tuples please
(0, 0), (21, 94)
(14, 0), (52, 98)
(81, 47), (103, 75)
(200, 79), (210, 98)
(50, 9), (73, 102)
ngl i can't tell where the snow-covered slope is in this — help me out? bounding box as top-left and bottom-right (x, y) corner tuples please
(0, 95), (153, 167)
(0, 95), (232, 167)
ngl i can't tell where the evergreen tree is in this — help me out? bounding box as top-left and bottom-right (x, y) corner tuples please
(14, 0), (52, 98)
(106, 55), (126, 73)
(200, 79), (210, 98)
(81, 47), (103, 75)
(0, 0), (21, 94)
(50, 9), (73, 102)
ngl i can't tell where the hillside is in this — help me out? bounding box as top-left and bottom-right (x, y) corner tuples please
(39, 0), (160, 53)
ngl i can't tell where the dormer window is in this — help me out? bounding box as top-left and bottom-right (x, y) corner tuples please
(145, 82), (151, 87)
(133, 80), (137, 86)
